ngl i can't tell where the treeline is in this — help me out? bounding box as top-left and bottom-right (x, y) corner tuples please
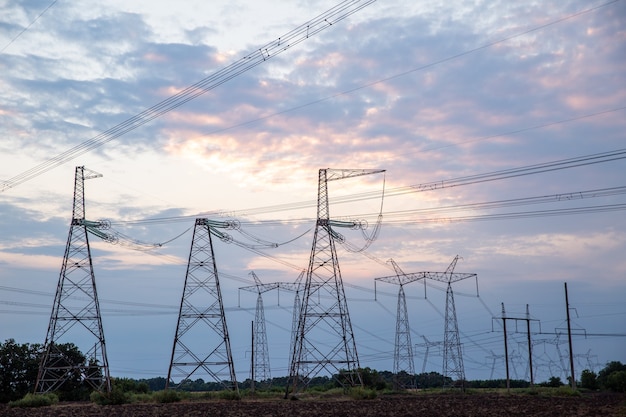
(2, 338), (625, 404)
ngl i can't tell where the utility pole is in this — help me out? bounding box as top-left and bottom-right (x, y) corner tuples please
(166, 218), (238, 393)
(502, 303), (510, 392)
(36, 166), (112, 394)
(565, 282), (576, 389)
(526, 305), (534, 387)
(495, 303), (539, 391)
(250, 321), (255, 393)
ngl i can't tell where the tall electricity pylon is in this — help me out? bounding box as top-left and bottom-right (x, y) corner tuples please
(286, 168), (384, 395)
(374, 259), (418, 389)
(373, 255), (477, 389)
(36, 166), (112, 394)
(239, 271), (279, 388)
(167, 218), (238, 392)
(442, 256), (465, 388)
(274, 271), (306, 379)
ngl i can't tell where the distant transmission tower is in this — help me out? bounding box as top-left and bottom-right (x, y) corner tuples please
(239, 271), (279, 389)
(276, 271), (306, 379)
(286, 168), (384, 395)
(374, 259), (418, 389)
(415, 336), (443, 374)
(441, 255), (467, 389)
(166, 218), (238, 392)
(373, 255), (477, 389)
(36, 166), (112, 394)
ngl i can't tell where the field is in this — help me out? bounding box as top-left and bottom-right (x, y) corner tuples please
(2, 392), (625, 417)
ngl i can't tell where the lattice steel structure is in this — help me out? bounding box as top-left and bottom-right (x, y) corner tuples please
(415, 336), (443, 374)
(441, 256), (467, 389)
(277, 271), (307, 379)
(36, 166), (112, 394)
(286, 169), (384, 395)
(374, 255), (477, 389)
(239, 271), (279, 388)
(166, 218), (238, 392)
(374, 259), (417, 389)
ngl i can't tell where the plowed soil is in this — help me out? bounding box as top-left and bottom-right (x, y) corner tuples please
(2, 392), (625, 417)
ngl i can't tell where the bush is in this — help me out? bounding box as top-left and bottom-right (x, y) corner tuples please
(348, 387), (377, 400)
(605, 371), (626, 393)
(90, 388), (130, 405)
(580, 369), (598, 390)
(8, 393), (58, 408)
(218, 390), (241, 401)
(153, 389), (183, 403)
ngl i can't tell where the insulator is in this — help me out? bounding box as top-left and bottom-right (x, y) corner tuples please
(220, 233), (233, 244)
(359, 219), (368, 230)
(225, 219), (240, 230)
(97, 219), (111, 230)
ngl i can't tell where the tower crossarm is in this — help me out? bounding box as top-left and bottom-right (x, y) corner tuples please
(239, 271), (280, 294)
(375, 273), (426, 286)
(239, 283), (280, 294)
(375, 272), (476, 285)
(423, 272), (477, 284)
(325, 168), (385, 182)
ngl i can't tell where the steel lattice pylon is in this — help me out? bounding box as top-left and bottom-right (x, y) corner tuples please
(166, 218), (238, 392)
(442, 255), (466, 389)
(36, 166), (111, 394)
(286, 168), (384, 395)
(239, 271), (279, 389)
(374, 255), (478, 390)
(374, 259), (416, 389)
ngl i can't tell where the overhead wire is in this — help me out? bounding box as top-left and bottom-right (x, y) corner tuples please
(105, 148), (626, 227)
(1, 1), (58, 53)
(2, 1), (621, 193)
(0, 0), (377, 193)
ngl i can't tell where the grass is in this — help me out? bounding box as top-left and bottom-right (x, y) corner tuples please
(8, 393), (59, 408)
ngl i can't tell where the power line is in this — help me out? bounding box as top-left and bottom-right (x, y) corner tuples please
(1, 1), (57, 53)
(0, 0), (376, 193)
(106, 149), (626, 226)
(2, 1), (619, 193)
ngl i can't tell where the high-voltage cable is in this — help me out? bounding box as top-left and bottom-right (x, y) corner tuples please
(0, 0), (376, 193)
(104, 149), (626, 226)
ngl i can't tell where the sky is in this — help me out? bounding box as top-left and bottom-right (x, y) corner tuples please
(1, 0), (625, 385)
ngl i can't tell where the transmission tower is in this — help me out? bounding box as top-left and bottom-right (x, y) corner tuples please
(374, 259), (419, 389)
(166, 218), (238, 392)
(441, 256), (467, 389)
(415, 336), (443, 374)
(239, 271), (279, 389)
(373, 255), (477, 389)
(261, 270), (307, 378)
(36, 166), (112, 394)
(286, 168), (385, 395)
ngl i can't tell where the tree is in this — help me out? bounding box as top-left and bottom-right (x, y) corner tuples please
(597, 361), (626, 390)
(541, 376), (563, 387)
(605, 371), (626, 393)
(580, 369), (598, 390)
(0, 339), (41, 403)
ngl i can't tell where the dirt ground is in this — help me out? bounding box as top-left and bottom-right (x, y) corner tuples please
(2, 392), (625, 417)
